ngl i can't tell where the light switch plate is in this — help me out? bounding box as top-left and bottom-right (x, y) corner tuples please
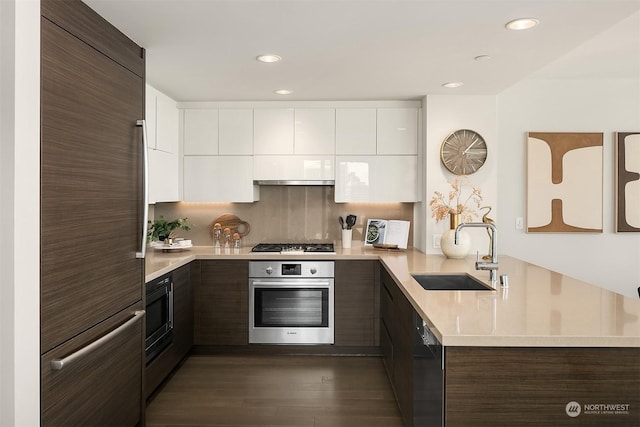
(515, 217), (524, 230)
(433, 234), (441, 248)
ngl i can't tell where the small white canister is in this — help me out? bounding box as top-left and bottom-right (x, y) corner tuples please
(341, 229), (352, 249)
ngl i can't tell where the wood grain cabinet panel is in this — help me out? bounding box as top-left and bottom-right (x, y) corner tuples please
(195, 261), (249, 345)
(40, 16), (144, 354)
(40, 1), (145, 424)
(41, 0), (144, 77)
(41, 304), (143, 426)
(334, 260), (379, 346)
(380, 266), (414, 426)
(445, 346), (640, 426)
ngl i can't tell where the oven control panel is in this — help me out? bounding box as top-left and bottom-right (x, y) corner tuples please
(249, 261), (334, 278)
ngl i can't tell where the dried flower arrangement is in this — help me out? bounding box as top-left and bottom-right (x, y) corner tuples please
(429, 176), (483, 223)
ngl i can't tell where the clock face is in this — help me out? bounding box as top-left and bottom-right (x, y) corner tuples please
(440, 129), (487, 175)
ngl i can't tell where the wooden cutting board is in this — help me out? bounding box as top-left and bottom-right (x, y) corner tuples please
(211, 214), (251, 237)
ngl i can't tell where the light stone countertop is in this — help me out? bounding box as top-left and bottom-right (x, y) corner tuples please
(145, 244), (640, 348)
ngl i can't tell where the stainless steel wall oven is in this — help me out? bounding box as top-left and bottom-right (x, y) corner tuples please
(249, 261), (334, 344)
(145, 272), (173, 363)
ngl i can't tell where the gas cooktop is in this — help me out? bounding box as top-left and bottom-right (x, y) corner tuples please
(251, 243), (336, 254)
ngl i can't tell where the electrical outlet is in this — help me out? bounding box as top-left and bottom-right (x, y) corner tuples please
(515, 217), (524, 230)
(433, 234), (441, 248)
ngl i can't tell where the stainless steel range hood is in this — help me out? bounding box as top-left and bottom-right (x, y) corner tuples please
(253, 180), (335, 186)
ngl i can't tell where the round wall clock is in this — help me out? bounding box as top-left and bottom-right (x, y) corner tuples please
(440, 129), (487, 175)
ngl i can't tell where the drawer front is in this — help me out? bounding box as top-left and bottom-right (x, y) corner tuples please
(42, 305), (143, 426)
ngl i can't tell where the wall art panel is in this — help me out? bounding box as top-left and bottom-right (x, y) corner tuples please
(527, 132), (603, 233)
(616, 132), (640, 232)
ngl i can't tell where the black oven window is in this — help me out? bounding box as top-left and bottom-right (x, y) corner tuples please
(255, 288), (329, 327)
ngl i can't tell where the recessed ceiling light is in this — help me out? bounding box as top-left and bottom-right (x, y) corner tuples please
(274, 89), (293, 95)
(442, 82), (464, 88)
(505, 17), (539, 30)
(256, 54), (282, 63)
(474, 54), (492, 61)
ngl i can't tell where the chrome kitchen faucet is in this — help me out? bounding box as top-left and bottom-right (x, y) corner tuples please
(454, 222), (499, 284)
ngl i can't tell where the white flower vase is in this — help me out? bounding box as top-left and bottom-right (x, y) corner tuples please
(440, 214), (471, 259)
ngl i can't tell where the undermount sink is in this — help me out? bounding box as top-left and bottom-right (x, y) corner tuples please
(411, 274), (494, 291)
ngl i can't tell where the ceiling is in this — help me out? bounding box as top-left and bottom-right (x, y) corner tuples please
(84, 0), (640, 102)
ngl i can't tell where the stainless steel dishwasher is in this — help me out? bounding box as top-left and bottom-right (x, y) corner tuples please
(414, 312), (444, 426)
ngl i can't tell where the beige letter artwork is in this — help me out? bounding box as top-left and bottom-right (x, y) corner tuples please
(527, 132), (603, 233)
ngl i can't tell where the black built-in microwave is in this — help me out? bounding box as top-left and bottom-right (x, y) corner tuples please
(145, 272), (173, 364)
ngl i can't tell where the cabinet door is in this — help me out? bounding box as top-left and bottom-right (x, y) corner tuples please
(377, 108), (418, 155)
(41, 17), (144, 354)
(380, 267), (414, 426)
(172, 263), (193, 358)
(335, 156), (418, 202)
(336, 108), (377, 155)
(253, 108), (294, 154)
(184, 109), (219, 155)
(253, 155), (335, 181)
(294, 108), (336, 155)
(194, 261), (249, 345)
(183, 156), (257, 202)
(380, 268), (395, 380)
(219, 109), (254, 155)
(155, 89), (179, 153)
(148, 149), (179, 203)
(145, 84), (158, 150)
(334, 261), (378, 346)
(41, 305), (143, 426)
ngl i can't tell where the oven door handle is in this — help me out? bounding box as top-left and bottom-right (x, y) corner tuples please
(250, 279), (333, 288)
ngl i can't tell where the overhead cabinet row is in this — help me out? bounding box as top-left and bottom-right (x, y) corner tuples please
(183, 107), (419, 156)
(145, 92), (421, 203)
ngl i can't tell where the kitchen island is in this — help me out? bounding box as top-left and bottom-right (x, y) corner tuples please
(145, 245), (640, 426)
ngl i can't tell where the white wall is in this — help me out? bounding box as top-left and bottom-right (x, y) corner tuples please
(420, 95), (499, 257)
(498, 78), (640, 298)
(0, 0), (41, 425)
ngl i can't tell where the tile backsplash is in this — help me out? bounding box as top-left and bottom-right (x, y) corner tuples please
(151, 186), (414, 247)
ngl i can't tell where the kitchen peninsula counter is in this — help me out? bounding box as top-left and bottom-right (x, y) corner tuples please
(145, 245), (640, 348)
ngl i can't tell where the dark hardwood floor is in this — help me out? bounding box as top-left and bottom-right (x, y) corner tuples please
(146, 354), (403, 426)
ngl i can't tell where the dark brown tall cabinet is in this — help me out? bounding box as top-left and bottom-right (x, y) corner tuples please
(40, 1), (145, 425)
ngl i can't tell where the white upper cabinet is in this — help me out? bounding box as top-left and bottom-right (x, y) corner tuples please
(183, 156), (258, 202)
(253, 109), (294, 155)
(155, 90), (179, 153)
(148, 149), (179, 203)
(219, 109), (253, 155)
(253, 155), (335, 181)
(145, 85), (158, 150)
(335, 156), (418, 202)
(184, 109), (219, 155)
(146, 84), (180, 203)
(294, 108), (335, 155)
(335, 108), (376, 155)
(376, 108), (418, 155)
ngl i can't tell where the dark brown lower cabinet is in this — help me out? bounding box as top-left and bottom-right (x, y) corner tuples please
(380, 266), (414, 426)
(41, 304), (144, 426)
(334, 260), (380, 346)
(445, 346), (640, 426)
(146, 263), (194, 397)
(194, 260), (249, 345)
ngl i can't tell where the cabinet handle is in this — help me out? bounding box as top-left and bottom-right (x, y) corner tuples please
(50, 310), (145, 371)
(136, 119), (149, 259)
